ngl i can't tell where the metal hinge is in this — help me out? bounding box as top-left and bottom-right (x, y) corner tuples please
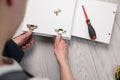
(27, 24), (38, 31)
(55, 28), (66, 35)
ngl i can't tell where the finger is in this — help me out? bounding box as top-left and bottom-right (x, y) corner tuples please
(54, 35), (61, 48)
(29, 37), (34, 44)
(25, 37), (34, 47)
(16, 30), (33, 46)
(20, 32), (26, 35)
(61, 40), (68, 47)
(20, 36), (34, 49)
(55, 35), (61, 44)
(25, 43), (31, 47)
(60, 39), (65, 44)
(22, 30), (32, 39)
(21, 43), (31, 50)
(21, 46), (27, 50)
(13, 32), (26, 39)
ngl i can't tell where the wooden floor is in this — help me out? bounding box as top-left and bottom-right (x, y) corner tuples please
(16, 0), (120, 80)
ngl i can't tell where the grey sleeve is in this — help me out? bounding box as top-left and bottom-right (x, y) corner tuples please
(0, 71), (30, 80)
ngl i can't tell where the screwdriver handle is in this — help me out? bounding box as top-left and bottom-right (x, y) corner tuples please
(86, 20), (97, 40)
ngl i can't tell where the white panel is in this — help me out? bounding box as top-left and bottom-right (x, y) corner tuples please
(72, 0), (117, 44)
(22, 0), (76, 40)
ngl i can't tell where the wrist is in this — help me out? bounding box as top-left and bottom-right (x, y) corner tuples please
(59, 59), (69, 67)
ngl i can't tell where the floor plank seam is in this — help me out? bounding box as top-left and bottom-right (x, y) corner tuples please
(87, 41), (100, 80)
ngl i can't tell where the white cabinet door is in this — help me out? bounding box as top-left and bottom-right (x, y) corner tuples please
(22, 0), (76, 40)
(72, 0), (117, 44)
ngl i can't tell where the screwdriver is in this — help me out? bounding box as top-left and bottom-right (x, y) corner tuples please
(82, 5), (97, 40)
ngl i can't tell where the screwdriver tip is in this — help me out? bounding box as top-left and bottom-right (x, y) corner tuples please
(82, 5), (84, 7)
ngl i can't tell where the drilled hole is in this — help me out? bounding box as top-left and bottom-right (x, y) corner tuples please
(108, 33), (111, 35)
(113, 11), (116, 14)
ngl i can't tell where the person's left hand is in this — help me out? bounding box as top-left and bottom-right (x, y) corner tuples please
(13, 30), (34, 50)
(54, 35), (68, 65)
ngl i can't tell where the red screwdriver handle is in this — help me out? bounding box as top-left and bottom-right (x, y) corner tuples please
(86, 20), (97, 40)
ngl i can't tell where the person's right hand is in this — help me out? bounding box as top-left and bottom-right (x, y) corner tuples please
(13, 30), (34, 50)
(54, 35), (68, 65)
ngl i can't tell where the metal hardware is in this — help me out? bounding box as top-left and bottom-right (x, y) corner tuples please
(55, 28), (66, 35)
(113, 11), (116, 14)
(27, 24), (38, 30)
(54, 9), (62, 16)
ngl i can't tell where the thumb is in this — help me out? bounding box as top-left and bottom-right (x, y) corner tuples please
(13, 30), (33, 47)
(22, 30), (32, 39)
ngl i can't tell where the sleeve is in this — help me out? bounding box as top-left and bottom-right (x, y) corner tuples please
(3, 39), (24, 63)
(28, 77), (50, 80)
(0, 71), (30, 80)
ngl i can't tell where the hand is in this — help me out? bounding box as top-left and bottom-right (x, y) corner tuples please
(54, 35), (74, 80)
(54, 35), (68, 65)
(13, 30), (34, 50)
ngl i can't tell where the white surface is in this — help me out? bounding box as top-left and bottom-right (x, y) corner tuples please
(22, 0), (76, 40)
(72, 0), (117, 44)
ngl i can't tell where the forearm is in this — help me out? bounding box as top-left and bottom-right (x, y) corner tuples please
(59, 61), (74, 80)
